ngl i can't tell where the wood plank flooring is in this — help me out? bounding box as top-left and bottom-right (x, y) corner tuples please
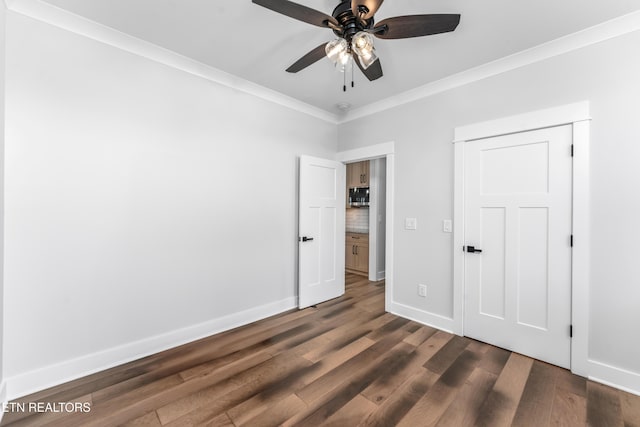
(3, 274), (640, 426)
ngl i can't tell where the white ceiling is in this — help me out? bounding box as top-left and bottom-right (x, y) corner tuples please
(38, 0), (640, 114)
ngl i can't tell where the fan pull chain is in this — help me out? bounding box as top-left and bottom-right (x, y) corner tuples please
(351, 65), (354, 88)
(343, 70), (346, 92)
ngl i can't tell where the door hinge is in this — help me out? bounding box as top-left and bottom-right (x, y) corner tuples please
(571, 144), (574, 157)
(570, 325), (573, 338)
(570, 235), (574, 247)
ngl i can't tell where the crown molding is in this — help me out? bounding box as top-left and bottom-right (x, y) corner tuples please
(7, 1), (640, 126)
(339, 9), (640, 124)
(5, 0), (339, 124)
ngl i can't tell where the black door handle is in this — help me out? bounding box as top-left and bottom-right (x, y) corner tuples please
(466, 246), (483, 253)
(301, 236), (314, 242)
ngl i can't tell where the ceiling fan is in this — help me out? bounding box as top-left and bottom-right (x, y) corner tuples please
(252, 0), (461, 85)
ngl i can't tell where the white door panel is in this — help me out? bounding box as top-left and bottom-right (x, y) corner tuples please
(464, 125), (572, 368)
(479, 207), (506, 319)
(298, 156), (345, 309)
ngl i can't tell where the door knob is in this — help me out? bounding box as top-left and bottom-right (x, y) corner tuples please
(466, 245), (483, 253)
(300, 236), (314, 242)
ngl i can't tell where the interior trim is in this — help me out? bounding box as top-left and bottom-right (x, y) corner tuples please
(8, 2), (640, 125)
(453, 101), (591, 142)
(336, 142), (395, 315)
(339, 11), (640, 123)
(453, 102), (597, 382)
(4, 296), (296, 400)
(588, 359), (640, 397)
(0, 380), (6, 420)
(388, 301), (456, 335)
(5, 0), (339, 124)
(335, 142), (395, 163)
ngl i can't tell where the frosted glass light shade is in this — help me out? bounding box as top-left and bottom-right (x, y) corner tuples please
(325, 38), (348, 63)
(336, 53), (353, 73)
(326, 38), (352, 72)
(356, 50), (378, 69)
(352, 31), (378, 69)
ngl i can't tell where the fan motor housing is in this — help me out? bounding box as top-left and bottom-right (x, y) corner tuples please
(331, 0), (373, 43)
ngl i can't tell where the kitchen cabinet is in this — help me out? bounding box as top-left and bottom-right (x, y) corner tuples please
(347, 161), (369, 188)
(345, 232), (369, 276)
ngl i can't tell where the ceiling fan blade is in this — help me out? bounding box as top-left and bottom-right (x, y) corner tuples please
(354, 54), (383, 81)
(286, 43), (329, 73)
(351, 0), (384, 20)
(373, 14), (460, 39)
(252, 0), (339, 28)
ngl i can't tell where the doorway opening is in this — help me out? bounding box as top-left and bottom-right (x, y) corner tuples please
(337, 142), (395, 312)
(344, 158), (386, 282)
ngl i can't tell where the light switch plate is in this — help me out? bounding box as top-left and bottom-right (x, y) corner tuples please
(405, 218), (417, 230)
(443, 219), (452, 233)
(418, 284), (427, 297)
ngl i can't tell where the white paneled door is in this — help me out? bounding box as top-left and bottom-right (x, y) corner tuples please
(298, 155), (346, 309)
(464, 125), (573, 368)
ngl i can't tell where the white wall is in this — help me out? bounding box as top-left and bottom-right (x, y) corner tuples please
(3, 11), (336, 398)
(0, 1), (7, 410)
(4, 1), (640, 400)
(369, 158), (385, 281)
(338, 30), (640, 390)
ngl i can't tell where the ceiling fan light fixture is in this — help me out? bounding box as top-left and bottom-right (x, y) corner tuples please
(356, 49), (378, 69)
(325, 38), (348, 63)
(352, 32), (374, 53)
(325, 38), (352, 72)
(336, 53), (353, 73)
(252, 0), (460, 83)
(351, 31), (377, 69)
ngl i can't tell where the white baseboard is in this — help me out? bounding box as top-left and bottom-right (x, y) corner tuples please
(0, 380), (7, 424)
(5, 297), (297, 400)
(368, 270), (385, 282)
(388, 301), (456, 334)
(389, 297), (640, 397)
(588, 359), (640, 396)
(389, 302), (640, 397)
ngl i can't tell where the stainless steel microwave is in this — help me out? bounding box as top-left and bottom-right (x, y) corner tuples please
(348, 187), (369, 207)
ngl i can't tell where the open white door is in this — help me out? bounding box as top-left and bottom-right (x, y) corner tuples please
(298, 155), (346, 308)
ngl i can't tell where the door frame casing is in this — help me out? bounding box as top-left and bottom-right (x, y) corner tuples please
(452, 102), (591, 376)
(336, 142), (395, 312)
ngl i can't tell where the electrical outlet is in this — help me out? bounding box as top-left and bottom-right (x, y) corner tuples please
(418, 284), (427, 298)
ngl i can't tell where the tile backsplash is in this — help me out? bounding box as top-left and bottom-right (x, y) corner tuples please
(346, 208), (369, 233)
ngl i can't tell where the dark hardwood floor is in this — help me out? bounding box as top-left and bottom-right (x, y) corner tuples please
(3, 274), (640, 426)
